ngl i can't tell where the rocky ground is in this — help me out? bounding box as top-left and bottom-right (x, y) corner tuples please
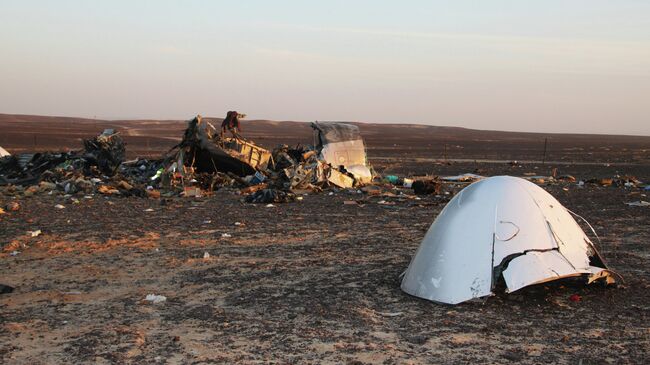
(1, 159), (649, 364)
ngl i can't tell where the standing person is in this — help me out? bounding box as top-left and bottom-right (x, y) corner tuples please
(221, 111), (244, 138)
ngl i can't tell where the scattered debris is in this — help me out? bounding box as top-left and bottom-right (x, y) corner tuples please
(245, 189), (296, 204)
(54, 204), (65, 209)
(28, 229), (42, 237)
(82, 129), (125, 176)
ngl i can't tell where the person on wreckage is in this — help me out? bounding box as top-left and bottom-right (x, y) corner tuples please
(220, 111), (246, 139)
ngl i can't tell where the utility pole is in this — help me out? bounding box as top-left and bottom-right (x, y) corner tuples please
(542, 137), (548, 165)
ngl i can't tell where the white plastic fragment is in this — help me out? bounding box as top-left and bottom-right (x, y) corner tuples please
(377, 311), (403, 317)
(54, 204), (65, 209)
(265, 204), (275, 208)
(144, 294), (167, 304)
(203, 252), (210, 259)
(29, 230), (42, 237)
(221, 233), (232, 238)
(626, 201), (650, 207)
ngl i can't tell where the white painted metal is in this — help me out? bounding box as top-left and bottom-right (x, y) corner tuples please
(0, 146), (9, 157)
(320, 140), (368, 167)
(401, 176), (613, 304)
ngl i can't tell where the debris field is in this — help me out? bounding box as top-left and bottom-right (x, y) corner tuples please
(1, 115), (649, 364)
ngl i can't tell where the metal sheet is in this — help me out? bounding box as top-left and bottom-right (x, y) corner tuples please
(502, 250), (589, 292)
(327, 168), (354, 188)
(401, 176), (613, 305)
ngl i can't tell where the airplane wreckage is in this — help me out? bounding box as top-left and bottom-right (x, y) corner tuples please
(0, 113), (624, 304)
(401, 176), (620, 305)
(166, 115), (374, 191)
(0, 114), (375, 198)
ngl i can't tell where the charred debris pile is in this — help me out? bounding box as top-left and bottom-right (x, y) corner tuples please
(0, 115), (427, 202)
(1, 115), (647, 204)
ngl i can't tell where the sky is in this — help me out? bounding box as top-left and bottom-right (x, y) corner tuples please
(1, 1), (649, 135)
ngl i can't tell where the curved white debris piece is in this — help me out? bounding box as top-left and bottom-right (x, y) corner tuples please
(0, 146), (10, 157)
(401, 176), (616, 305)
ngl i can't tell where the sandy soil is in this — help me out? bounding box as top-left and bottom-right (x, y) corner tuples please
(1, 115), (650, 364)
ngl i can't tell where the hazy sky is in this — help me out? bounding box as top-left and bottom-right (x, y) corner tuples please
(1, 1), (649, 135)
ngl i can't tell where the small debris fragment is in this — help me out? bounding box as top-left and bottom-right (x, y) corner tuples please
(54, 204), (65, 209)
(144, 294), (167, 304)
(569, 294), (582, 302)
(221, 233), (232, 238)
(203, 252), (210, 259)
(98, 185), (120, 195)
(377, 311), (403, 317)
(28, 229), (42, 237)
(626, 201), (650, 207)
(6, 201), (20, 212)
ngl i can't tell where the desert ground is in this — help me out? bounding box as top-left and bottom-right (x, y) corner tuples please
(1, 113), (649, 364)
